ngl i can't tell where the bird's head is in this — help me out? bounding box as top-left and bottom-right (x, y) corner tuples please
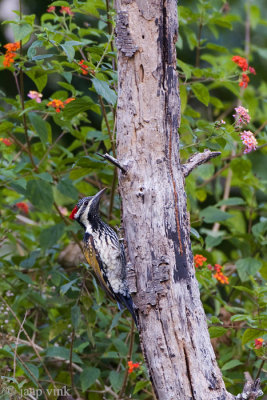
(69, 188), (106, 229)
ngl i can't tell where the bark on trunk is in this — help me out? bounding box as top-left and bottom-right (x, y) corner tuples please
(115, 1), (234, 399)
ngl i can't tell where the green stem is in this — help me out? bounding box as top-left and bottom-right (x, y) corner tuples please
(19, 0), (36, 170)
(118, 319), (135, 399)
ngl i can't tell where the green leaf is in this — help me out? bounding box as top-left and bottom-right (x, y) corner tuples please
(17, 361), (38, 386)
(133, 380), (149, 394)
(26, 68), (48, 92)
(80, 367), (100, 391)
(190, 227), (203, 245)
(242, 328), (266, 345)
(26, 180), (53, 212)
(20, 251), (40, 269)
(39, 223), (65, 250)
(71, 305), (81, 330)
(191, 83), (210, 106)
(92, 78), (117, 106)
(236, 258), (262, 282)
(60, 43), (75, 62)
(180, 84), (188, 113)
(200, 206), (232, 223)
(57, 178), (79, 201)
(51, 0), (70, 5)
(216, 197), (245, 207)
(46, 347), (82, 364)
(109, 370), (124, 393)
(28, 112), (48, 145)
(209, 326), (228, 338)
(63, 97), (98, 119)
(205, 235), (223, 248)
(60, 278), (79, 295)
(221, 360), (242, 371)
(178, 60), (192, 80)
(27, 40), (43, 60)
(0, 121), (13, 133)
(112, 338), (128, 357)
(25, 363), (39, 380)
(11, 23), (33, 41)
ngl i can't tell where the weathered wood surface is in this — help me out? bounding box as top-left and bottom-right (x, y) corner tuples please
(114, 1), (237, 399)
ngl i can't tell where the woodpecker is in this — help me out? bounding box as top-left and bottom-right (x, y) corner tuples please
(69, 188), (137, 326)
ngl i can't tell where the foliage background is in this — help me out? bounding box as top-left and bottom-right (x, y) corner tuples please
(0, 0), (266, 398)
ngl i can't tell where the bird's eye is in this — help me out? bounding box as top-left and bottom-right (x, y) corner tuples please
(84, 201), (88, 206)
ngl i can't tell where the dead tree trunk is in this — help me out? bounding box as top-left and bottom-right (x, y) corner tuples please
(114, 1), (260, 400)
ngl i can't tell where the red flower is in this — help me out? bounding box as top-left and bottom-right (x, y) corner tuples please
(128, 361), (140, 374)
(194, 254), (207, 268)
(249, 66), (256, 75)
(232, 56), (248, 71)
(47, 5), (56, 12)
(254, 338), (264, 349)
(60, 6), (74, 16)
(78, 60), (89, 75)
(239, 73), (250, 89)
(16, 202), (29, 214)
(213, 265), (229, 284)
(0, 138), (12, 146)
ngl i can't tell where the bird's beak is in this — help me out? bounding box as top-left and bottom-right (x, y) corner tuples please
(92, 188), (107, 206)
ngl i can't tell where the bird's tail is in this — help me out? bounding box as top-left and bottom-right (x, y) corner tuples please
(116, 293), (138, 328)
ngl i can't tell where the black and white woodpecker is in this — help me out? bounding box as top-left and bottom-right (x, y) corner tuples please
(69, 188), (137, 326)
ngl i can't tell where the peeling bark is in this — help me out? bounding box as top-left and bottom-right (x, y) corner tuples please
(114, 1), (260, 399)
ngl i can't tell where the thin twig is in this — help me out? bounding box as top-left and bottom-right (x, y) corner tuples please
(255, 359), (265, 380)
(69, 329), (75, 395)
(96, 152), (126, 174)
(108, 168), (117, 220)
(118, 319), (135, 399)
(1, 296), (56, 388)
(98, 95), (116, 156)
(19, 0), (36, 170)
(13, 310), (28, 379)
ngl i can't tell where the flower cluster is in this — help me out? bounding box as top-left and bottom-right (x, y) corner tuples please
(194, 255), (229, 284)
(194, 254), (207, 268)
(212, 264), (229, 285)
(78, 60), (89, 75)
(233, 106), (250, 127)
(47, 5), (74, 16)
(16, 202), (29, 214)
(232, 56), (256, 89)
(254, 338), (264, 349)
(128, 361), (140, 374)
(0, 138), (12, 146)
(47, 98), (75, 113)
(240, 130), (258, 154)
(28, 90), (43, 103)
(3, 42), (20, 67)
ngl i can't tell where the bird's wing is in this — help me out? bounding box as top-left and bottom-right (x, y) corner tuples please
(83, 235), (116, 301)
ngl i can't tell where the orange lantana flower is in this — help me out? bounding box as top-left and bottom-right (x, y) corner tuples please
(194, 254), (207, 268)
(47, 98), (75, 112)
(3, 42), (20, 67)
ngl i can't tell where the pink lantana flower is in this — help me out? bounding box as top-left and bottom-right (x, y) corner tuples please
(28, 91), (43, 103)
(240, 130), (257, 154)
(233, 106), (250, 128)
